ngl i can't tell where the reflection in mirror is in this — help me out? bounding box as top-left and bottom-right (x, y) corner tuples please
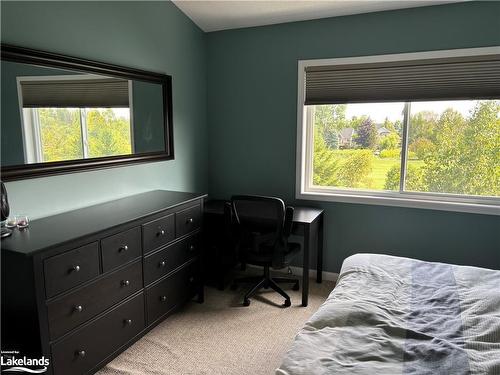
(19, 74), (133, 163)
(1, 57), (168, 171)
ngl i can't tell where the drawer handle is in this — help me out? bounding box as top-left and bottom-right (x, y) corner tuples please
(160, 295), (167, 302)
(189, 244), (196, 252)
(157, 229), (166, 236)
(186, 218), (194, 224)
(70, 265), (80, 273)
(121, 280), (130, 287)
(159, 260), (167, 267)
(124, 319), (133, 325)
(119, 245), (129, 252)
(76, 350), (86, 358)
(74, 305), (83, 313)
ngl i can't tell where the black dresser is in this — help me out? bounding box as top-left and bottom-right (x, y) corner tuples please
(1, 190), (206, 375)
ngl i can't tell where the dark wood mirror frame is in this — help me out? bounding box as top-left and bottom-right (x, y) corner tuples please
(1, 44), (174, 181)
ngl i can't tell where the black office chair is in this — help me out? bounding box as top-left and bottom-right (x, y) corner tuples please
(228, 195), (301, 307)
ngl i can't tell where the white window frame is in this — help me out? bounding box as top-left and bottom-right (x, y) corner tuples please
(296, 47), (500, 216)
(16, 74), (134, 163)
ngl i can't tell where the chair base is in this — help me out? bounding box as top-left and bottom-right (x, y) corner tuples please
(232, 266), (299, 307)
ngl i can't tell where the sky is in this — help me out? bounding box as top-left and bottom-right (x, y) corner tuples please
(49, 107), (130, 120)
(109, 108), (130, 120)
(344, 100), (478, 123)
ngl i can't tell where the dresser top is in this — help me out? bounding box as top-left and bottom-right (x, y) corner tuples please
(1, 190), (206, 256)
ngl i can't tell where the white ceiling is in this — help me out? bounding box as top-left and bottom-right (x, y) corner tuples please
(173, 0), (463, 32)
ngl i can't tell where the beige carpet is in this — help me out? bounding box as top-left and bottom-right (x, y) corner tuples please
(97, 273), (335, 375)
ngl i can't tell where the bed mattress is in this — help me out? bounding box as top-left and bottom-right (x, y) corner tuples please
(277, 253), (500, 375)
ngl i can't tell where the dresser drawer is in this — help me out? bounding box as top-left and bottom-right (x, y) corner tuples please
(44, 242), (100, 298)
(146, 262), (198, 325)
(101, 227), (141, 272)
(176, 204), (201, 238)
(144, 234), (200, 286)
(142, 214), (175, 254)
(51, 292), (145, 375)
(47, 260), (143, 340)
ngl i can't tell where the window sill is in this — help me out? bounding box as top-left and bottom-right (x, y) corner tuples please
(297, 189), (500, 216)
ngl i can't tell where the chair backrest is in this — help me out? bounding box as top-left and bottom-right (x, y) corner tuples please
(229, 196), (295, 269)
(231, 195), (285, 242)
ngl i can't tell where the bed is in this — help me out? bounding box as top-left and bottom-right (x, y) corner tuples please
(277, 253), (500, 375)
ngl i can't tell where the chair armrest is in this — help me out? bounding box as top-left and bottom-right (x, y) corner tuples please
(223, 202), (233, 227)
(283, 206), (294, 238)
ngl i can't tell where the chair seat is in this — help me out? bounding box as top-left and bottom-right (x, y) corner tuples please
(243, 242), (301, 268)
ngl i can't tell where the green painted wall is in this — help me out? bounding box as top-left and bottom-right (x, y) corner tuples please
(1, 1), (207, 219)
(207, 2), (500, 272)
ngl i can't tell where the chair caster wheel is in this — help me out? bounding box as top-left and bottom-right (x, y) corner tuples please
(283, 299), (291, 307)
(243, 299), (250, 307)
(230, 283), (238, 291)
(292, 282), (300, 291)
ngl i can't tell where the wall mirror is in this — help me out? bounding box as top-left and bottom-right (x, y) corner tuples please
(1, 44), (173, 180)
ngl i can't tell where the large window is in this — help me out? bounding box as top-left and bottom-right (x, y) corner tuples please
(297, 48), (500, 214)
(311, 102), (405, 191)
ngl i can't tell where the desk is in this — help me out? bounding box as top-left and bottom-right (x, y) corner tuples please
(204, 200), (324, 307)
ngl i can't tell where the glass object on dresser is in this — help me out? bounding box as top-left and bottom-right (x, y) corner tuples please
(16, 214), (29, 229)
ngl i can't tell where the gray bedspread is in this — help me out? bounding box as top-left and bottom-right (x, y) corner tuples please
(277, 254), (500, 375)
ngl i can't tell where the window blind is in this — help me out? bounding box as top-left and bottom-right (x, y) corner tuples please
(20, 77), (129, 108)
(304, 54), (500, 105)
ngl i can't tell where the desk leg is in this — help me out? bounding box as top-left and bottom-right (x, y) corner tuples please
(302, 225), (310, 307)
(317, 214), (323, 283)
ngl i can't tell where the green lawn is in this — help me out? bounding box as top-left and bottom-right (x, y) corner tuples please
(371, 157), (425, 190)
(371, 157), (399, 189)
(329, 150), (425, 190)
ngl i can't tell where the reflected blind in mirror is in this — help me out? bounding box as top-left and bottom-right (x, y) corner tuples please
(20, 76), (129, 108)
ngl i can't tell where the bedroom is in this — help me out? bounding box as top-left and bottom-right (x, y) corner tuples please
(0, 1), (498, 374)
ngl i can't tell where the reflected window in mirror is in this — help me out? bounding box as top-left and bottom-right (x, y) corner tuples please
(19, 75), (134, 163)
